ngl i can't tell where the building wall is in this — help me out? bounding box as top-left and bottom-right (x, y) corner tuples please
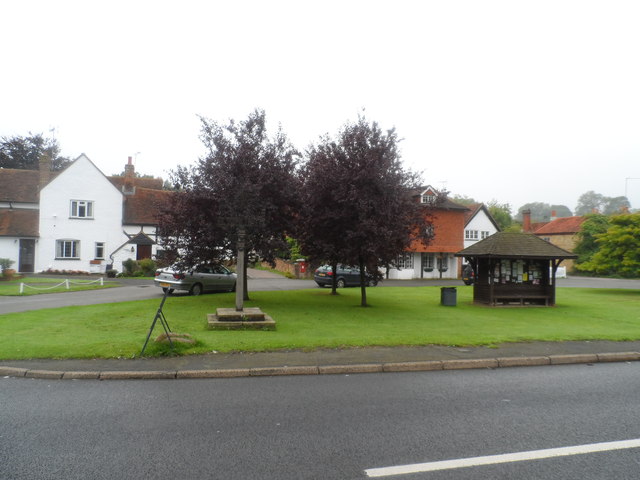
(37, 156), (132, 273)
(0, 238), (18, 271)
(542, 233), (579, 271)
(388, 208), (466, 280)
(464, 213), (498, 250)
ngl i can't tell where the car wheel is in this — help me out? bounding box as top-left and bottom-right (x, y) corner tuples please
(337, 278), (346, 288)
(162, 287), (174, 294)
(190, 283), (203, 296)
(230, 282), (236, 292)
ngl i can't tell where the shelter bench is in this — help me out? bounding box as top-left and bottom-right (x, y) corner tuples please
(492, 295), (550, 306)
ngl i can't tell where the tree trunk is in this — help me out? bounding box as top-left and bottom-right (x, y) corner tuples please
(359, 256), (368, 307)
(331, 261), (338, 295)
(243, 250), (250, 301)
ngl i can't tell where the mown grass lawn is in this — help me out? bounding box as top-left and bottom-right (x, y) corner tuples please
(0, 277), (119, 296)
(1, 286), (639, 360)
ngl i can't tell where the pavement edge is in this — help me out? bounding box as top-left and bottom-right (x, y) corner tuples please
(2, 352), (639, 380)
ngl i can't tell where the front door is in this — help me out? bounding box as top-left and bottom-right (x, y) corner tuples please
(136, 244), (152, 260)
(19, 239), (35, 273)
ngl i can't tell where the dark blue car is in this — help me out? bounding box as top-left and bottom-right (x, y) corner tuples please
(314, 265), (378, 288)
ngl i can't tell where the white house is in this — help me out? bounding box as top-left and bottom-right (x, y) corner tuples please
(0, 154), (170, 274)
(463, 204), (501, 253)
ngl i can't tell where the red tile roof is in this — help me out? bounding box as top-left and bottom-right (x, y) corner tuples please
(534, 216), (586, 235)
(109, 176), (164, 191)
(123, 187), (173, 225)
(0, 208), (39, 236)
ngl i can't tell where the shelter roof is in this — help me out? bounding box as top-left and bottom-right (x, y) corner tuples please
(455, 232), (577, 259)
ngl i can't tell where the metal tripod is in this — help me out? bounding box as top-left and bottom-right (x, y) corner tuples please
(140, 288), (173, 356)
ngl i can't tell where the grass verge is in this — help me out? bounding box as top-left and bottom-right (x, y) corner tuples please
(1, 286), (639, 359)
(0, 277), (119, 296)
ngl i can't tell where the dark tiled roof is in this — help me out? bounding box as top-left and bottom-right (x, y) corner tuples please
(437, 197), (470, 211)
(463, 203), (482, 224)
(0, 168), (61, 203)
(411, 187), (469, 211)
(455, 232), (577, 259)
(463, 203), (501, 231)
(534, 216), (586, 235)
(123, 187), (173, 225)
(0, 169), (40, 202)
(128, 232), (155, 245)
(0, 208), (39, 236)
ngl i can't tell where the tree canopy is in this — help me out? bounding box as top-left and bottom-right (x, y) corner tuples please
(158, 109), (300, 296)
(297, 115), (433, 306)
(573, 213), (611, 266)
(0, 133), (71, 171)
(515, 202), (572, 222)
(487, 200), (513, 231)
(577, 213), (640, 277)
(575, 190), (630, 215)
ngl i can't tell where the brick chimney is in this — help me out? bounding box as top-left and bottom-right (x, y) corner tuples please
(38, 153), (51, 191)
(522, 209), (532, 232)
(550, 210), (557, 221)
(123, 156), (135, 195)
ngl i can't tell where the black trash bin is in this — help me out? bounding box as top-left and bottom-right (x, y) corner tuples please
(440, 287), (457, 306)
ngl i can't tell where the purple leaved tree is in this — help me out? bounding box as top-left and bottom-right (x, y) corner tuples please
(158, 109), (300, 301)
(297, 115), (434, 306)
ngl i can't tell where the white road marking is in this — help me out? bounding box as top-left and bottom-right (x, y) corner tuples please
(365, 438), (640, 477)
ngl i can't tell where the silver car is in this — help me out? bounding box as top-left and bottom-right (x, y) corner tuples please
(154, 264), (237, 295)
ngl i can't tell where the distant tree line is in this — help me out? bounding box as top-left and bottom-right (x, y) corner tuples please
(0, 133), (71, 171)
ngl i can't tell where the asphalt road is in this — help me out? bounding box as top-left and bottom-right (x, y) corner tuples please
(2, 363), (640, 479)
(1, 275), (639, 315)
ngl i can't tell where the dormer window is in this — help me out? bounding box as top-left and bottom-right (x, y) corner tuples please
(420, 187), (438, 204)
(70, 200), (94, 219)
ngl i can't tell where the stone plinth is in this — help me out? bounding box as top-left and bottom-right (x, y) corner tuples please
(207, 307), (276, 330)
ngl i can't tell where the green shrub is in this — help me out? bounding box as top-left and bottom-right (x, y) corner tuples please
(122, 259), (137, 276)
(0, 258), (15, 272)
(138, 258), (157, 276)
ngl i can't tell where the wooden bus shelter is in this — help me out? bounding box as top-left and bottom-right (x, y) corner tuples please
(455, 232), (577, 306)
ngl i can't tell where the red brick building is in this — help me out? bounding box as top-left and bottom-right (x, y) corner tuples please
(387, 186), (469, 279)
(522, 210), (585, 271)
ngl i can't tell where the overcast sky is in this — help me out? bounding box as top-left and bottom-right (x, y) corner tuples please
(2, 0), (639, 213)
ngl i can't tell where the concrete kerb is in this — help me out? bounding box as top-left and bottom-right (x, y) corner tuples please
(2, 352), (640, 380)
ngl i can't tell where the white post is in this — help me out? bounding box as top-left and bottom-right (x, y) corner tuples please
(100, 277), (104, 286)
(20, 283), (24, 294)
(65, 279), (70, 290)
